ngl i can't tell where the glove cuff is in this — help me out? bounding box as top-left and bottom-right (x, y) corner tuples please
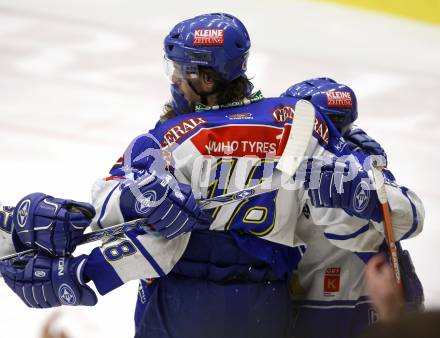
(52, 255), (98, 306)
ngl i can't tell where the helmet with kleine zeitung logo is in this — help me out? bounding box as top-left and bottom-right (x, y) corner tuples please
(282, 77), (358, 130)
(164, 13), (251, 82)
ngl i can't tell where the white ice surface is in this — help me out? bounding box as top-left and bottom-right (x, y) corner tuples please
(0, 0), (439, 337)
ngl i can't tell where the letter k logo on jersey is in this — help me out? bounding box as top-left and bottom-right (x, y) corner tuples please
(324, 267), (341, 294)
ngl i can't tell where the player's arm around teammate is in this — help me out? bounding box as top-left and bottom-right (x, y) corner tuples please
(0, 150), (210, 307)
(0, 14), (425, 338)
(283, 78), (424, 338)
(283, 78), (424, 252)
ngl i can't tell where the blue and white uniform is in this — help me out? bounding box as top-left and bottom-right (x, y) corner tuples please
(0, 12), (424, 337)
(291, 189), (423, 338)
(280, 78), (425, 338)
(82, 93), (423, 337)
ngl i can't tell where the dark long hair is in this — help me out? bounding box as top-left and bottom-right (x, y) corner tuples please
(161, 67), (254, 122)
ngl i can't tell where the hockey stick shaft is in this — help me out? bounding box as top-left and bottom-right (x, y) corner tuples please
(371, 161), (402, 288)
(381, 201), (402, 287)
(0, 218), (155, 262)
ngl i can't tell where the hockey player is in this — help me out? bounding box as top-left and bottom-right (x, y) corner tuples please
(0, 13), (424, 338)
(282, 78), (424, 338)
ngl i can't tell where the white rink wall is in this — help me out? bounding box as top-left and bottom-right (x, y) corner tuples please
(0, 1), (439, 337)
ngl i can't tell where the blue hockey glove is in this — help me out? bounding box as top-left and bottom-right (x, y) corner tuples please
(397, 243), (425, 311)
(0, 254), (97, 308)
(378, 241), (424, 312)
(13, 193), (95, 256)
(343, 127), (387, 163)
(120, 173), (211, 239)
(300, 157), (382, 222)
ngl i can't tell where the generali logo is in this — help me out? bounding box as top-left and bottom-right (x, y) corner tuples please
(193, 29), (224, 46)
(272, 105), (329, 144)
(162, 117), (208, 146)
(272, 105), (295, 123)
(326, 91), (352, 108)
(314, 118), (329, 144)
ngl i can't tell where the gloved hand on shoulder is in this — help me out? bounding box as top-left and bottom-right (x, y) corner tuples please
(120, 172), (211, 239)
(297, 155), (383, 222)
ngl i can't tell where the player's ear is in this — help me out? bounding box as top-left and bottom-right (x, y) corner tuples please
(200, 72), (215, 92)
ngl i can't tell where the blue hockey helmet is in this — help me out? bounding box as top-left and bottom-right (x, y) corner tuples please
(282, 77), (358, 129)
(164, 13), (251, 82)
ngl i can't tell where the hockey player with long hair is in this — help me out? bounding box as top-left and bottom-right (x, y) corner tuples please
(0, 13), (424, 338)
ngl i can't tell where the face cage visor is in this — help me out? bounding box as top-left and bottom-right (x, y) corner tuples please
(164, 56), (200, 84)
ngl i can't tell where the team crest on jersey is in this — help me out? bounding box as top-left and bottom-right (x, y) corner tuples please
(162, 117), (208, 147)
(324, 267), (341, 295)
(353, 181), (370, 213)
(193, 29), (224, 46)
(272, 105), (294, 123)
(326, 91), (352, 108)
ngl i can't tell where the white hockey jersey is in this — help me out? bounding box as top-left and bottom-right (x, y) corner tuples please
(81, 95), (424, 295)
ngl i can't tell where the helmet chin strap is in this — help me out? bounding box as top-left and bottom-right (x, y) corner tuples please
(186, 78), (213, 106)
(171, 75), (218, 115)
(170, 81), (212, 115)
(170, 84), (192, 114)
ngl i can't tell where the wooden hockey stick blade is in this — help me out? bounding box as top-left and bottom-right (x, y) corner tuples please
(276, 100), (316, 176)
(199, 100), (316, 210)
